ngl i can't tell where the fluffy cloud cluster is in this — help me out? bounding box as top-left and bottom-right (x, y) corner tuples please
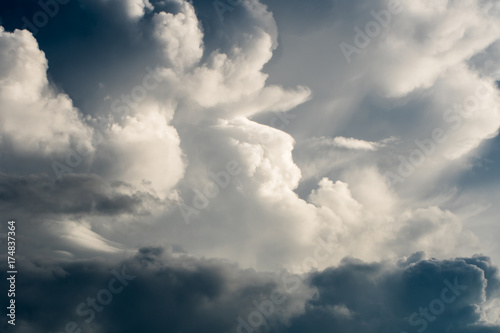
(0, 27), (93, 157)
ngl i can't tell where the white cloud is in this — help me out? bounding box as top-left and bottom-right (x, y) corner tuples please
(153, 0), (204, 70)
(308, 172), (478, 265)
(51, 219), (122, 253)
(370, 0), (500, 97)
(304, 136), (396, 151)
(125, 0), (153, 20)
(0, 27), (93, 157)
(100, 103), (184, 199)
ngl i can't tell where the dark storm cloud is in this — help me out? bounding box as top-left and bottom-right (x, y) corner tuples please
(0, 172), (157, 216)
(0, 246), (284, 333)
(281, 256), (500, 333)
(1, 250), (499, 333)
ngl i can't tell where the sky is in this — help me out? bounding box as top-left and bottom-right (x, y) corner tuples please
(0, 0), (499, 332)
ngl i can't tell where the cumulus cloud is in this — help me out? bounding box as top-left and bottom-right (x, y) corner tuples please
(124, 0), (153, 20)
(0, 27), (93, 157)
(153, 0), (203, 70)
(99, 105), (185, 199)
(307, 175), (479, 265)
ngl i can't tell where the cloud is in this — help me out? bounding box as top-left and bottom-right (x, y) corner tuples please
(0, 0), (314, 268)
(0, 172), (157, 216)
(124, 0), (153, 20)
(304, 136), (384, 151)
(364, 1), (500, 98)
(98, 105), (185, 199)
(0, 247), (306, 332)
(2, 250), (499, 333)
(286, 254), (500, 333)
(0, 27), (93, 157)
(308, 175), (479, 265)
(153, 0), (203, 70)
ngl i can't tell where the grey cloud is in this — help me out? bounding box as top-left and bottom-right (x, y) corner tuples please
(280, 255), (500, 333)
(0, 247), (289, 333)
(1, 250), (499, 333)
(0, 172), (157, 216)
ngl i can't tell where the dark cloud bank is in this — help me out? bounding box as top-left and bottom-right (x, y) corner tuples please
(1, 248), (499, 333)
(0, 172), (157, 217)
